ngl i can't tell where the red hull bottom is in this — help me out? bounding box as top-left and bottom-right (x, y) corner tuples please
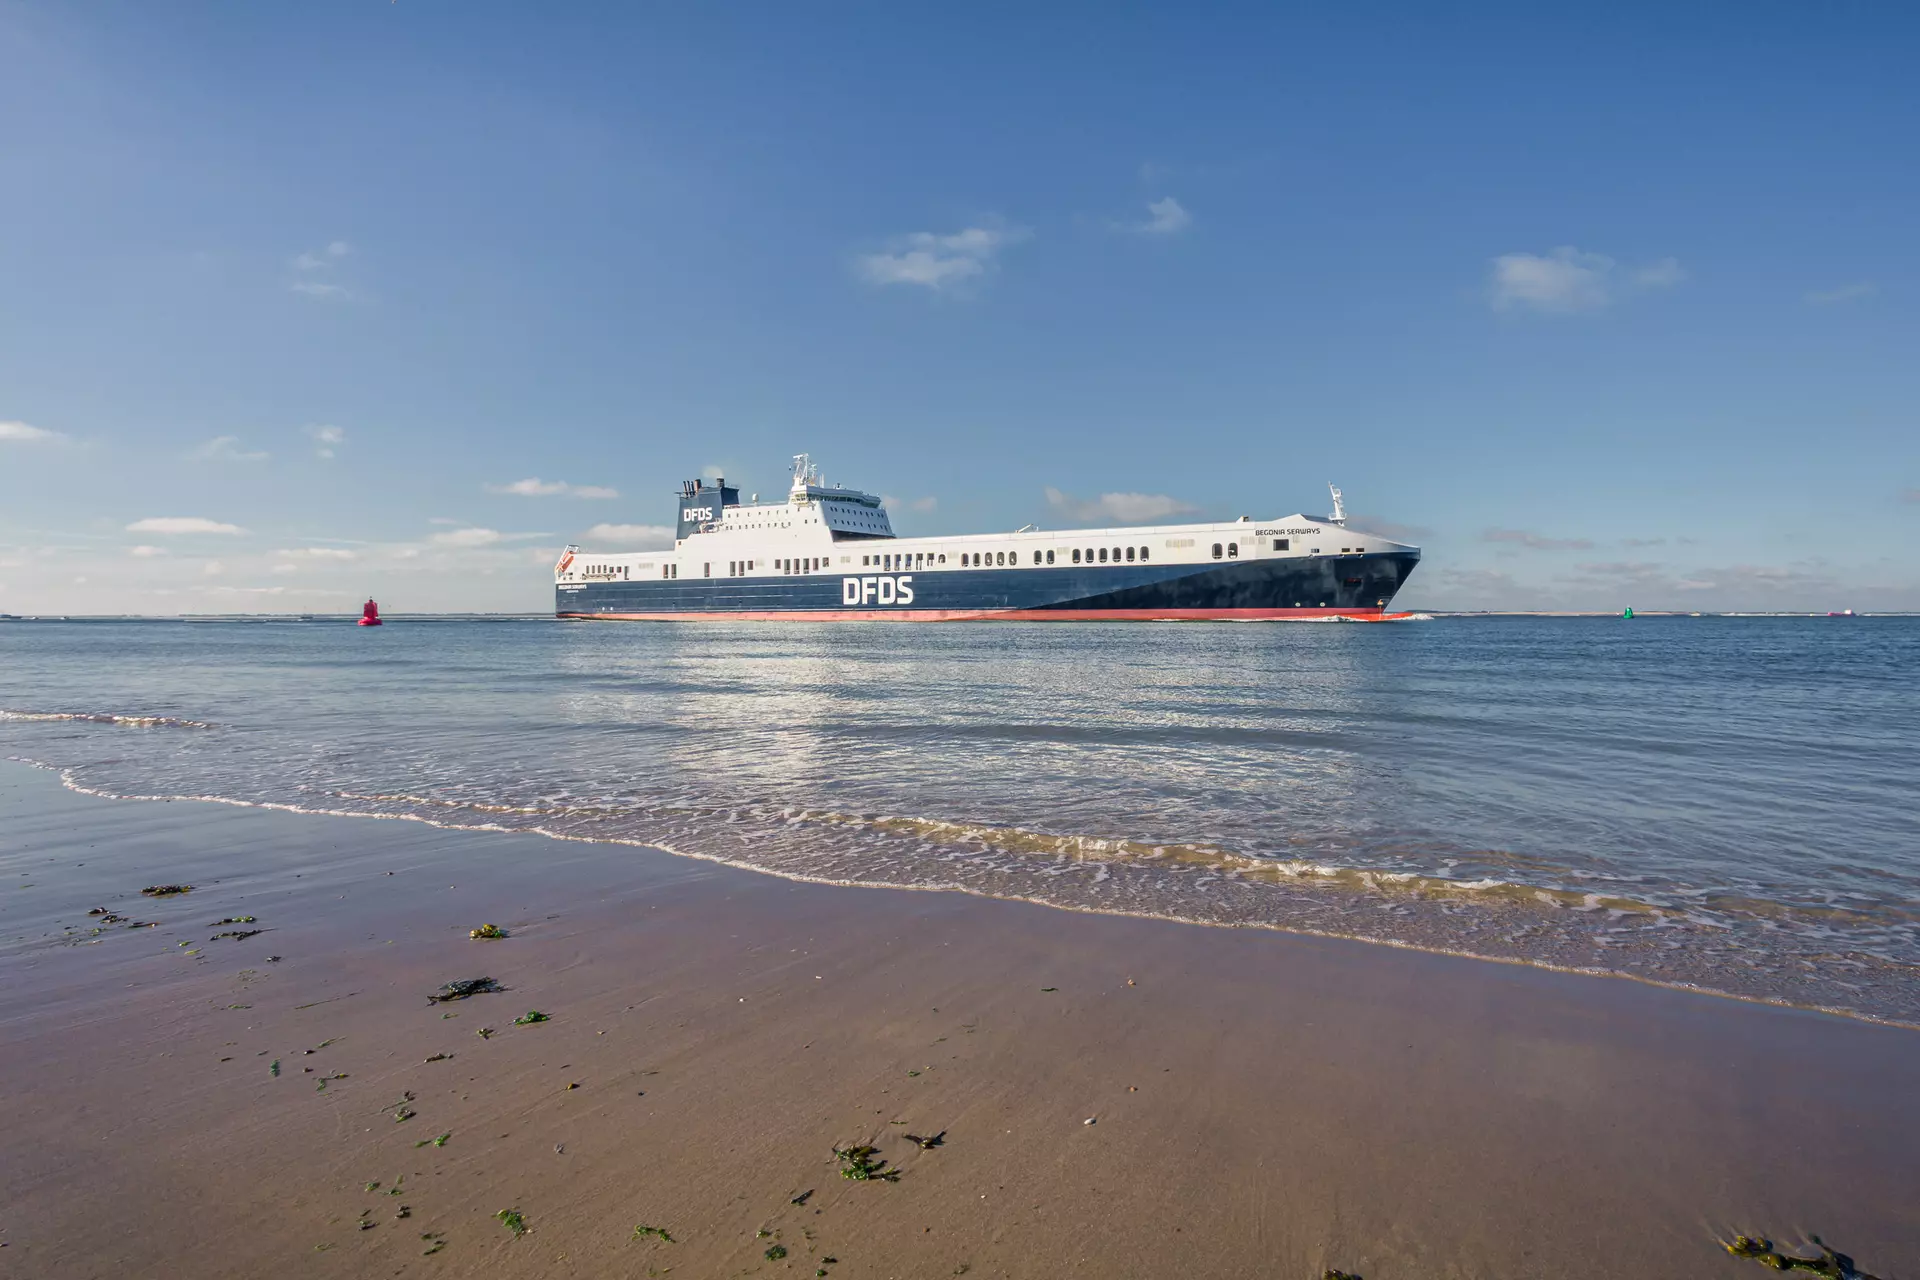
(558, 607), (1415, 623)
(357, 619), (382, 626)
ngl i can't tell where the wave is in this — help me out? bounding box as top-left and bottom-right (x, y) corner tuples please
(7, 752), (1915, 1030)
(0, 710), (215, 730)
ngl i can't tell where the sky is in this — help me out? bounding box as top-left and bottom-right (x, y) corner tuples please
(2, 0), (1916, 614)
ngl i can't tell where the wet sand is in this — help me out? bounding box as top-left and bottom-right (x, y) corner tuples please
(2, 761), (1916, 1278)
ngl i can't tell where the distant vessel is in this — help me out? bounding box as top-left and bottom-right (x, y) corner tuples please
(358, 599), (383, 627)
(555, 454), (1421, 622)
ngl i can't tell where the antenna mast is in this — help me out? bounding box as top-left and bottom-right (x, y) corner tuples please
(1327, 483), (1346, 524)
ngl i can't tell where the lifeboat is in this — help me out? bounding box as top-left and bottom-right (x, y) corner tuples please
(358, 598), (383, 627)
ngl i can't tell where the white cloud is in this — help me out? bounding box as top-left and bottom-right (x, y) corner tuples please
(306, 424), (345, 458)
(428, 527), (553, 549)
(193, 435), (268, 462)
(290, 280), (350, 300)
(856, 224), (1029, 291)
(431, 527), (505, 548)
(1483, 527), (1596, 551)
(910, 496), (938, 513)
(1044, 487), (1198, 525)
(487, 478), (621, 499)
(126, 517), (247, 535)
(1487, 247), (1685, 313)
(1488, 247), (1615, 312)
(1806, 281), (1876, 305)
(1136, 197), (1191, 235)
(202, 561), (225, 577)
(272, 563), (299, 575)
(275, 547), (358, 561)
(290, 242), (353, 299)
(582, 523), (676, 546)
(1, 420), (64, 444)
(128, 545), (168, 558)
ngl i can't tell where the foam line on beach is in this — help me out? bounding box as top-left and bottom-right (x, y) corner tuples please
(10, 755), (1916, 1033)
(0, 710), (215, 730)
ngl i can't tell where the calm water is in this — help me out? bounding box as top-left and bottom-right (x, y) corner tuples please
(3, 617), (1917, 1022)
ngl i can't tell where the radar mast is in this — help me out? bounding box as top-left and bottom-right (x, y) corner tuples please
(1327, 483), (1347, 525)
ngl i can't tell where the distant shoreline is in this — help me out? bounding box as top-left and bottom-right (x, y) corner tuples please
(3, 610), (1916, 622)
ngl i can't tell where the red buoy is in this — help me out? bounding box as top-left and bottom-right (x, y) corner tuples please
(358, 598), (383, 626)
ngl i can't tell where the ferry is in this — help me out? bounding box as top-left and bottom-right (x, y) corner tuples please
(554, 455), (1420, 622)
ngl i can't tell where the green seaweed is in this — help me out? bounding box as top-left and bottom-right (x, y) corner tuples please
(1040, 987), (1057, 992)
(1723, 1235), (1883, 1279)
(833, 1144), (900, 1182)
(1324, 1272), (1363, 1280)
(514, 1010), (551, 1025)
(496, 1208), (529, 1237)
(765, 1244), (788, 1260)
(415, 1130), (452, 1148)
(903, 1131), (945, 1150)
(470, 924), (507, 939)
(269, 1059), (280, 1077)
(210, 916), (256, 925)
(420, 1231), (445, 1256)
(141, 884), (193, 897)
(633, 1224), (675, 1243)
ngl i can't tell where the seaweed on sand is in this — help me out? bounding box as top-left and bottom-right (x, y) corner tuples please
(141, 885), (193, 897)
(429, 978), (502, 1004)
(902, 1131), (945, 1150)
(1723, 1235), (1884, 1279)
(496, 1208), (529, 1237)
(514, 1010), (550, 1025)
(633, 1225), (675, 1242)
(470, 924), (507, 939)
(832, 1144), (900, 1182)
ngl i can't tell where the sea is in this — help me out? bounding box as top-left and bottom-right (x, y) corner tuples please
(4, 616), (1916, 1024)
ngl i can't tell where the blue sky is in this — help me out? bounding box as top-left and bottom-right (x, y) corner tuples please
(2, 1), (1915, 613)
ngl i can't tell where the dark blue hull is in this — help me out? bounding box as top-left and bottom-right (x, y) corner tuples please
(556, 551), (1419, 620)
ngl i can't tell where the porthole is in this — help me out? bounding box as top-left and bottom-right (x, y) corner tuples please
(1211, 544), (1223, 559)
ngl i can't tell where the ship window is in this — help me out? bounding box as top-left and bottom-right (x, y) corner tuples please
(1211, 543), (1223, 559)
(1139, 547), (1148, 561)
(703, 563), (710, 577)
(1032, 551), (1042, 565)
(1227, 544), (1239, 558)
(992, 551), (1002, 566)
(1274, 539), (1289, 551)
(1098, 548), (1108, 563)
(1046, 549), (1055, 564)
(1071, 549), (1081, 563)
(1125, 547), (1135, 562)
(938, 554), (945, 564)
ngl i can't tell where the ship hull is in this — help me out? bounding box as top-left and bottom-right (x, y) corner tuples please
(556, 551), (1418, 621)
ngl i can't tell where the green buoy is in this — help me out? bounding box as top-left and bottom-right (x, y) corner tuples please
(1623, 606), (1634, 619)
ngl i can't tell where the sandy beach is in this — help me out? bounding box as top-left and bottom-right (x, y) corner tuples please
(1, 760), (1915, 1278)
